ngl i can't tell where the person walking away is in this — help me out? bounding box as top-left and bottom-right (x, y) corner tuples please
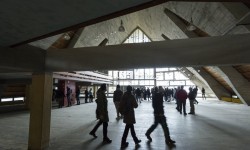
(188, 88), (196, 115)
(176, 86), (188, 115)
(113, 85), (123, 119)
(202, 87), (206, 100)
(85, 88), (89, 103)
(145, 86), (176, 145)
(89, 84), (112, 144)
(57, 88), (65, 108)
(119, 85), (141, 148)
(89, 88), (93, 102)
(76, 86), (80, 105)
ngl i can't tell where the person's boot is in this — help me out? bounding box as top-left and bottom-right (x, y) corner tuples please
(145, 133), (152, 142)
(89, 132), (97, 138)
(121, 142), (129, 148)
(103, 137), (112, 144)
(166, 138), (176, 145)
(135, 139), (141, 145)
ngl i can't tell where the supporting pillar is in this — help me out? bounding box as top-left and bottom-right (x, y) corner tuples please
(28, 73), (53, 150)
(212, 66), (250, 105)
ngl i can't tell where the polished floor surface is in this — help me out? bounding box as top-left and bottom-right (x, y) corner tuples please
(0, 98), (250, 150)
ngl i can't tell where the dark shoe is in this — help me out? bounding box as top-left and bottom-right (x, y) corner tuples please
(103, 138), (112, 144)
(188, 112), (195, 115)
(184, 113), (187, 115)
(180, 112), (182, 114)
(135, 139), (141, 145)
(89, 132), (97, 138)
(145, 133), (152, 142)
(166, 139), (176, 145)
(121, 142), (129, 148)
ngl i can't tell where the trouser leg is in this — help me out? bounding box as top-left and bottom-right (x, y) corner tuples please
(190, 99), (195, 113)
(160, 116), (171, 140)
(146, 117), (159, 135)
(183, 100), (186, 113)
(90, 120), (102, 133)
(130, 124), (139, 143)
(103, 122), (108, 139)
(122, 124), (130, 143)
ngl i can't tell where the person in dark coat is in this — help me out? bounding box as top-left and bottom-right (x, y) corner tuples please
(75, 86), (80, 105)
(176, 86), (188, 115)
(188, 88), (196, 115)
(85, 88), (89, 103)
(89, 84), (112, 144)
(119, 85), (141, 148)
(145, 86), (176, 145)
(66, 86), (71, 107)
(113, 85), (123, 119)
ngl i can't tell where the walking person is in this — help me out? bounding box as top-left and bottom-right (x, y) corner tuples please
(113, 85), (123, 119)
(145, 86), (176, 145)
(202, 87), (206, 100)
(193, 86), (199, 104)
(176, 86), (188, 115)
(119, 85), (141, 148)
(89, 84), (112, 144)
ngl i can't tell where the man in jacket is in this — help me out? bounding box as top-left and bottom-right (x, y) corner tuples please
(119, 85), (141, 148)
(176, 86), (188, 115)
(145, 86), (176, 145)
(89, 84), (112, 144)
(113, 85), (123, 119)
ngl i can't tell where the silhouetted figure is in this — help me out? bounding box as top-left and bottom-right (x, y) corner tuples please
(119, 85), (141, 148)
(193, 86), (199, 104)
(89, 84), (112, 144)
(76, 86), (80, 105)
(113, 85), (123, 119)
(176, 86), (188, 115)
(202, 87), (206, 100)
(57, 89), (65, 108)
(188, 88), (196, 115)
(145, 86), (176, 145)
(89, 88), (93, 103)
(85, 89), (89, 103)
(66, 86), (71, 107)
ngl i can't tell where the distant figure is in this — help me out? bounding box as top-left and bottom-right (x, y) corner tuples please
(113, 85), (123, 119)
(66, 86), (71, 107)
(89, 84), (112, 144)
(57, 88), (65, 108)
(145, 86), (176, 145)
(85, 89), (89, 103)
(193, 86), (199, 104)
(188, 88), (196, 115)
(89, 88), (93, 103)
(119, 85), (141, 148)
(146, 88), (151, 101)
(176, 86), (188, 115)
(76, 86), (80, 105)
(202, 87), (206, 100)
(175, 86), (181, 111)
(135, 88), (141, 103)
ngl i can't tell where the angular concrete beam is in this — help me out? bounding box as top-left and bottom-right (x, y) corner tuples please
(191, 67), (231, 99)
(46, 33), (250, 72)
(0, 45), (45, 72)
(179, 67), (215, 97)
(210, 66), (250, 105)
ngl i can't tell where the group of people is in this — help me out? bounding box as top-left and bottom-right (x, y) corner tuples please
(89, 84), (176, 148)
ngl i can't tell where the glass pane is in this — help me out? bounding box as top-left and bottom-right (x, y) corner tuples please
(165, 72), (173, 80)
(145, 68), (154, 79)
(1, 98), (13, 102)
(156, 73), (164, 80)
(169, 80), (186, 86)
(134, 69), (144, 79)
(132, 80), (138, 85)
(139, 80), (145, 85)
(175, 72), (188, 80)
(14, 97), (24, 101)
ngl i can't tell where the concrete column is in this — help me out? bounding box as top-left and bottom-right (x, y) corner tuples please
(212, 66), (250, 105)
(25, 84), (31, 109)
(28, 73), (53, 150)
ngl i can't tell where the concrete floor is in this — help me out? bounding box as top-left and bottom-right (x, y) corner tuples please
(0, 98), (250, 150)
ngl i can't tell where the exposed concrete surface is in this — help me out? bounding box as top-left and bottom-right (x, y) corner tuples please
(0, 99), (250, 150)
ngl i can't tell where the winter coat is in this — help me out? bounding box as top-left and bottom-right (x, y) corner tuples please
(119, 92), (138, 124)
(152, 92), (164, 115)
(176, 89), (188, 101)
(96, 88), (109, 122)
(113, 89), (123, 102)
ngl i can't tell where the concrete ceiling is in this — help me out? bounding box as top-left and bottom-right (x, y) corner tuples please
(0, 0), (248, 48)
